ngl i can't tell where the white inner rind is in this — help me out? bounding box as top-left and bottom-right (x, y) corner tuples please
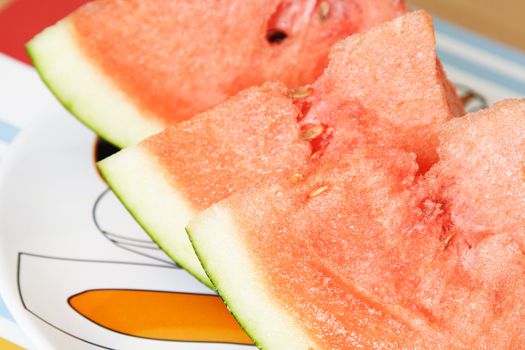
(27, 19), (164, 148)
(98, 145), (212, 287)
(188, 205), (318, 350)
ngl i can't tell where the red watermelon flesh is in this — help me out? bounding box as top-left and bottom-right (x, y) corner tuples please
(146, 10), (462, 212)
(188, 99), (525, 349)
(144, 82), (312, 211)
(302, 11), (464, 170)
(426, 99), (525, 251)
(99, 10), (462, 286)
(72, 0), (408, 126)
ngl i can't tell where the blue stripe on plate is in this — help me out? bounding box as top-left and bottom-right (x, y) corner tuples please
(0, 297), (14, 322)
(434, 17), (525, 68)
(438, 47), (525, 96)
(0, 120), (19, 144)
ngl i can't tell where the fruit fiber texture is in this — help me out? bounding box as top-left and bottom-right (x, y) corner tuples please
(30, 0), (408, 147)
(144, 82), (312, 211)
(100, 10), (462, 288)
(189, 99), (525, 349)
(146, 10), (461, 212)
(72, 0), (407, 124)
(303, 11), (464, 170)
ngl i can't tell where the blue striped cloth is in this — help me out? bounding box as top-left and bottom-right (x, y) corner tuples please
(434, 17), (525, 96)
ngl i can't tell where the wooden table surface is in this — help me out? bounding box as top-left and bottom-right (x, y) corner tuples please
(410, 0), (525, 52)
(0, 0), (10, 8)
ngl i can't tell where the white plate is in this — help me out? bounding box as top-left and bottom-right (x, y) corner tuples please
(0, 100), (255, 349)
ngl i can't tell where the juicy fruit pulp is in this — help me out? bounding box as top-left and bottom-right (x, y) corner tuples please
(29, 0), (408, 147)
(188, 99), (525, 349)
(99, 82), (312, 286)
(72, 0), (407, 125)
(148, 10), (463, 212)
(99, 10), (462, 287)
(143, 83), (311, 212)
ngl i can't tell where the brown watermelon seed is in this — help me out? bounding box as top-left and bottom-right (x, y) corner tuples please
(300, 125), (324, 141)
(319, 1), (331, 21)
(266, 29), (288, 44)
(309, 185), (329, 198)
(310, 150), (323, 160)
(292, 172), (305, 182)
(443, 233), (456, 250)
(290, 86), (313, 99)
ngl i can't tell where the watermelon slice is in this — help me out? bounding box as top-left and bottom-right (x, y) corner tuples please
(187, 99), (525, 349)
(99, 10), (463, 286)
(99, 82), (312, 284)
(27, 0), (408, 147)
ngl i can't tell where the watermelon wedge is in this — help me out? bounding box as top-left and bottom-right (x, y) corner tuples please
(99, 10), (463, 286)
(187, 99), (525, 349)
(27, 0), (408, 147)
(99, 82), (312, 284)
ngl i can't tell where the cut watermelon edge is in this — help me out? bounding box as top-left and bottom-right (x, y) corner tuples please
(26, 19), (164, 148)
(97, 145), (213, 288)
(187, 205), (319, 350)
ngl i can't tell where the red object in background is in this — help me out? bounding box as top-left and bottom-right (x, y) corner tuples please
(0, 0), (88, 64)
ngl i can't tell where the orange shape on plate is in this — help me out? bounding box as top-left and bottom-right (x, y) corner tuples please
(69, 289), (252, 344)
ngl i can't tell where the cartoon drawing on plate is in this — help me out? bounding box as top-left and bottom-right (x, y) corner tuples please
(68, 288), (252, 344)
(17, 253), (252, 349)
(16, 185), (253, 349)
(93, 188), (177, 266)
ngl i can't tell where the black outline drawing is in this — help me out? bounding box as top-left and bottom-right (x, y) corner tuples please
(92, 189), (178, 267)
(17, 253), (252, 349)
(17, 253), (114, 350)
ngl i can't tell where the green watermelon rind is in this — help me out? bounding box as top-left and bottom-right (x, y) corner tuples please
(97, 145), (213, 288)
(26, 19), (164, 148)
(187, 205), (319, 350)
